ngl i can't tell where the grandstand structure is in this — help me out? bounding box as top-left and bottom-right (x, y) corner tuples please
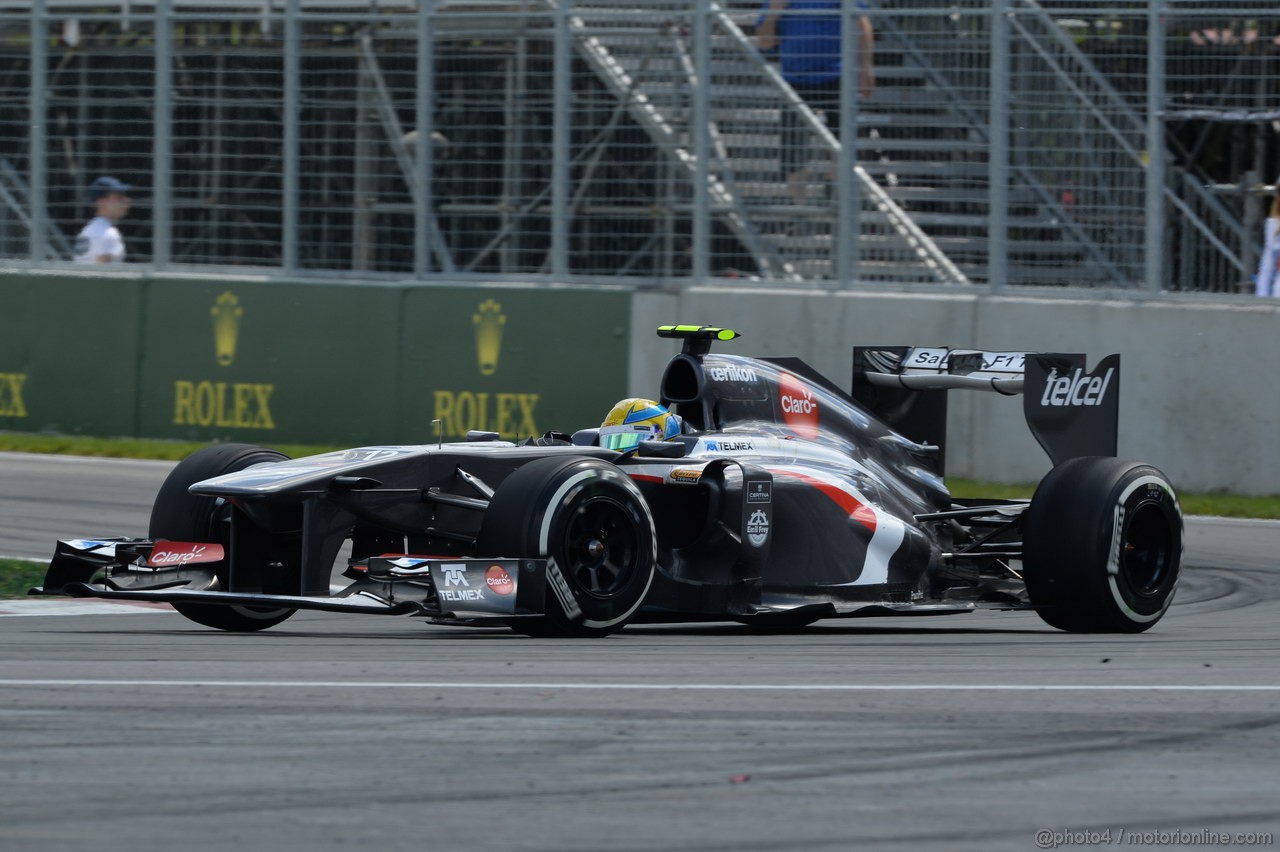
(0, 0), (1276, 291)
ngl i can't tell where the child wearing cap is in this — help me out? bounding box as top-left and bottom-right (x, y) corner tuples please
(73, 176), (131, 264)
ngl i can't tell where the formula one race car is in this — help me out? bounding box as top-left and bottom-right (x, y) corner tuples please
(34, 325), (1183, 636)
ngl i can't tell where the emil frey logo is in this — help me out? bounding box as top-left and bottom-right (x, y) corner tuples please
(1040, 367), (1115, 408)
(746, 509), (770, 547)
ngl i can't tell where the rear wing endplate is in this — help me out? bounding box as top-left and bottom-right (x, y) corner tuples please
(852, 347), (1119, 473)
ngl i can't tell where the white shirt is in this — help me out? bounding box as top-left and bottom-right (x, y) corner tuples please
(1257, 217), (1280, 297)
(73, 216), (126, 264)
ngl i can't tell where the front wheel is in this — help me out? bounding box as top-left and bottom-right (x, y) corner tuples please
(477, 456), (657, 637)
(149, 443), (298, 632)
(1023, 456), (1182, 633)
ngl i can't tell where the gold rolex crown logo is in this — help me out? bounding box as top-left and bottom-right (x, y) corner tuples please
(473, 298), (506, 376)
(211, 291), (244, 367)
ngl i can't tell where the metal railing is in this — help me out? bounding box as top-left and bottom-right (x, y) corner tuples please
(1, 0), (1276, 294)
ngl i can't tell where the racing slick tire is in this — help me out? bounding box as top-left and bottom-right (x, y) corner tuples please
(478, 456), (657, 638)
(1023, 456), (1182, 633)
(149, 443), (298, 632)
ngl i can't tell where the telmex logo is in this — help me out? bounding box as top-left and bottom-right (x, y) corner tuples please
(704, 440), (754, 452)
(1039, 367), (1115, 408)
(442, 564), (469, 587)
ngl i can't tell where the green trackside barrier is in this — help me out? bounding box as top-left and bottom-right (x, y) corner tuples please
(0, 272), (632, 446)
(400, 287), (631, 443)
(139, 278), (405, 445)
(0, 271), (145, 436)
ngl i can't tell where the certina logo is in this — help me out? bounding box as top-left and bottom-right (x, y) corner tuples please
(746, 509), (769, 547)
(1040, 367), (1115, 408)
(473, 299), (506, 376)
(707, 365), (758, 383)
(442, 564), (469, 587)
(211, 291), (243, 367)
(485, 565), (515, 595)
(0, 372), (27, 418)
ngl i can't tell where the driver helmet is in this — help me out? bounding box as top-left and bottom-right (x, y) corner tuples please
(599, 398), (682, 451)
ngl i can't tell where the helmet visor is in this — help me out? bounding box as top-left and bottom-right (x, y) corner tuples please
(599, 424), (657, 451)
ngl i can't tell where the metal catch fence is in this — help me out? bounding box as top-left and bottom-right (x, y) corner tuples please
(1, 0), (1278, 293)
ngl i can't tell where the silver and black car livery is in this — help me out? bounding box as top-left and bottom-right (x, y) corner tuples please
(34, 325), (1182, 636)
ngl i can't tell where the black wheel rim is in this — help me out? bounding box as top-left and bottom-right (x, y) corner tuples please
(1120, 500), (1174, 598)
(561, 496), (639, 599)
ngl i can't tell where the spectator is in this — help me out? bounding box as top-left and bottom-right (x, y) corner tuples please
(756, 0), (874, 207)
(73, 176), (131, 264)
(1257, 189), (1280, 297)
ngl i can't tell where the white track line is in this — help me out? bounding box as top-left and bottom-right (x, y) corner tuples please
(0, 451), (175, 468)
(0, 680), (1276, 692)
(0, 601), (175, 616)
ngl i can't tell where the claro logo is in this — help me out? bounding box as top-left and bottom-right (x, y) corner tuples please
(1039, 367), (1115, 407)
(779, 372), (819, 438)
(147, 542), (225, 567)
(485, 565), (515, 595)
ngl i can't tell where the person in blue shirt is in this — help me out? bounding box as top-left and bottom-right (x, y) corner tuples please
(756, 0), (874, 208)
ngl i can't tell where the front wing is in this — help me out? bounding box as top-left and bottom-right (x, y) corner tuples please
(31, 538), (550, 621)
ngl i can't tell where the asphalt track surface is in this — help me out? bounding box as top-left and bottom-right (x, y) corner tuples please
(1, 452), (1278, 852)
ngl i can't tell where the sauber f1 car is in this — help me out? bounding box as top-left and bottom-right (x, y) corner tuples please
(33, 325), (1183, 636)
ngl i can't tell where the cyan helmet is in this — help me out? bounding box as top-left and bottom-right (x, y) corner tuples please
(599, 398), (682, 451)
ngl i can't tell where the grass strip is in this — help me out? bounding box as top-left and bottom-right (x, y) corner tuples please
(0, 558), (47, 599)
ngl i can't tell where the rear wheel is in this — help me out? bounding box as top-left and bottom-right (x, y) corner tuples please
(1023, 456), (1182, 633)
(478, 456), (657, 637)
(149, 443), (297, 632)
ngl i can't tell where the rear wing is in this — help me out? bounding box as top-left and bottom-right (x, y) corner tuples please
(851, 346), (1119, 474)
